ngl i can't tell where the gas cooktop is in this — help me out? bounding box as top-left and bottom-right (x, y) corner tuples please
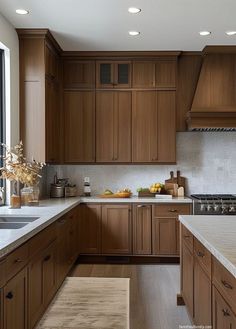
(191, 194), (236, 215)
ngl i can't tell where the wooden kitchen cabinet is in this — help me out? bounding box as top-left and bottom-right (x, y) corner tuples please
(28, 240), (57, 329)
(132, 60), (176, 88)
(101, 205), (132, 254)
(3, 268), (28, 329)
(96, 91), (131, 162)
(213, 287), (236, 329)
(96, 61), (131, 88)
(18, 29), (62, 163)
(0, 290), (3, 329)
(78, 204), (102, 254)
(63, 60), (95, 89)
(152, 217), (178, 255)
(194, 256), (212, 327)
(182, 240), (194, 318)
(132, 91), (176, 163)
(64, 91), (95, 162)
(133, 204), (152, 255)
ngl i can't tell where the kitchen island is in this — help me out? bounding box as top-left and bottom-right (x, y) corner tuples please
(179, 215), (236, 328)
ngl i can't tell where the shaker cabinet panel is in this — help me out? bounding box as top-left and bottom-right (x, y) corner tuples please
(96, 91), (131, 162)
(152, 217), (177, 255)
(63, 60), (95, 89)
(155, 61), (176, 88)
(213, 287), (236, 329)
(64, 91), (95, 162)
(133, 205), (152, 255)
(132, 61), (155, 88)
(182, 241), (194, 318)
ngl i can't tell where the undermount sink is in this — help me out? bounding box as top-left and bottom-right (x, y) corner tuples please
(0, 216), (39, 223)
(0, 222), (28, 229)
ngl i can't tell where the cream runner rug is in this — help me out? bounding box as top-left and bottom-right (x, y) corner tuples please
(36, 277), (130, 329)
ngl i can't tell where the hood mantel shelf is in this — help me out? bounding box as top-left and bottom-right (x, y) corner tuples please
(187, 46), (236, 131)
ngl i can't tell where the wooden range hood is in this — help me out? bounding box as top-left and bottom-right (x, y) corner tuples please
(187, 46), (236, 131)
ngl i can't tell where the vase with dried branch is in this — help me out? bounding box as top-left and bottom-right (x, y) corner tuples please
(0, 141), (45, 208)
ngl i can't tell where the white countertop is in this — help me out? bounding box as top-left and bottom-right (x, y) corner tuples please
(80, 196), (192, 203)
(179, 215), (236, 278)
(0, 197), (81, 259)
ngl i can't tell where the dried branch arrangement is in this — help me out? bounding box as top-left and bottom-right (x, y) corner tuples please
(0, 141), (45, 186)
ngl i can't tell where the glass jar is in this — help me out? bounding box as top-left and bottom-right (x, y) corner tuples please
(10, 181), (21, 209)
(21, 185), (40, 206)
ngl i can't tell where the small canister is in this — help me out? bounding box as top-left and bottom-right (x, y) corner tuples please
(50, 184), (65, 198)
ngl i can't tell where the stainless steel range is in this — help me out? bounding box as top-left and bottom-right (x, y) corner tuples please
(191, 194), (236, 215)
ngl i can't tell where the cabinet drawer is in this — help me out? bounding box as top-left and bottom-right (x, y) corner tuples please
(29, 222), (56, 258)
(213, 286), (236, 329)
(213, 257), (236, 314)
(6, 243), (29, 281)
(153, 204), (191, 218)
(182, 225), (193, 253)
(194, 238), (211, 277)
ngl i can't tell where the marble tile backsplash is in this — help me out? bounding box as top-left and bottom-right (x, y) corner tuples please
(44, 132), (236, 196)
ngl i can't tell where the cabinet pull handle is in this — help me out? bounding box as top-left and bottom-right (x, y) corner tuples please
(58, 219), (66, 225)
(44, 255), (51, 262)
(184, 235), (190, 239)
(197, 251), (205, 258)
(222, 308), (231, 317)
(168, 209), (177, 212)
(14, 258), (23, 263)
(137, 205), (147, 208)
(6, 292), (13, 299)
(221, 280), (233, 290)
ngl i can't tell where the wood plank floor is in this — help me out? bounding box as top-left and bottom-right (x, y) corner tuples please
(70, 264), (191, 329)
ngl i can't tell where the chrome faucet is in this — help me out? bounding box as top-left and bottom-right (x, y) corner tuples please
(0, 187), (5, 206)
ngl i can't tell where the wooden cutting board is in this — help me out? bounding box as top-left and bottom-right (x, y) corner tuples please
(165, 170), (186, 189)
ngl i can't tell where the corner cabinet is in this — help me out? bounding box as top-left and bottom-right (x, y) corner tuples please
(96, 91), (132, 162)
(96, 61), (131, 88)
(17, 29), (62, 163)
(132, 91), (176, 163)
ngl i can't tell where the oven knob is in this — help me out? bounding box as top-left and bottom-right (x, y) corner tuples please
(207, 204), (213, 212)
(200, 203), (206, 212)
(214, 204), (220, 212)
(229, 206), (235, 213)
(222, 205), (228, 214)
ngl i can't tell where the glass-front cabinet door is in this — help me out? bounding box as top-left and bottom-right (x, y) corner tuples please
(96, 61), (131, 88)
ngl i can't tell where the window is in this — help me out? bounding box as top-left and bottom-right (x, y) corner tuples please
(0, 49), (5, 189)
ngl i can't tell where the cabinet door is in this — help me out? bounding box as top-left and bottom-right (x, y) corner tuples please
(45, 44), (59, 81)
(155, 61), (176, 88)
(96, 91), (131, 162)
(46, 78), (61, 163)
(133, 205), (152, 255)
(63, 60), (95, 89)
(101, 205), (132, 254)
(152, 217), (177, 255)
(96, 62), (114, 88)
(56, 216), (70, 286)
(213, 286), (236, 329)
(132, 61), (155, 88)
(132, 91), (158, 162)
(115, 62), (131, 88)
(3, 268), (28, 329)
(157, 91), (176, 162)
(64, 91), (95, 162)
(194, 259), (212, 326)
(182, 242), (194, 318)
(66, 208), (79, 265)
(42, 242), (57, 307)
(78, 205), (101, 254)
(0, 290), (3, 329)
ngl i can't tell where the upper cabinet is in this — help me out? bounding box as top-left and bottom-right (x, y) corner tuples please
(96, 61), (131, 88)
(132, 60), (176, 89)
(17, 29), (62, 163)
(63, 60), (95, 89)
(132, 91), (176, 163)
(96, 91), (131, 162)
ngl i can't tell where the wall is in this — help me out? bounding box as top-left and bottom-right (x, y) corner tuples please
(45, 132), (236, 196)
(0, 12), (19, 146)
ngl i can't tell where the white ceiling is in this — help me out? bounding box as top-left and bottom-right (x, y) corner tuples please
(0, 0), (236, 51)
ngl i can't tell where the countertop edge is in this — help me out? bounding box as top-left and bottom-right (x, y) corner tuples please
(80, 196), (192, 204)
(179, 215), (236, 278)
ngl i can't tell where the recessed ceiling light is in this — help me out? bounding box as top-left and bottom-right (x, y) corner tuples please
(128, 7), (141, 14)
(226, 31), (236, 36)
(199, 31), (211, 36)
(16, 9), (29, 15)
(129, 31), (140, 36)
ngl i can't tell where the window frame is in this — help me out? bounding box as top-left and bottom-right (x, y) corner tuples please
(0, 49), (5, 191)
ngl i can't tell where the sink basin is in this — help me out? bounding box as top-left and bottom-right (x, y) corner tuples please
(0, 216), (39, 223)
(0, 222), (28, 229)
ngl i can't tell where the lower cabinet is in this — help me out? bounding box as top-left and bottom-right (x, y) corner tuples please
(182, 240), (194, 318)
(28, 240), (57, 329)
(3, 268), (28, 329)
(101, 205), (132, 254)
(213, 286), (236, 329)
(152, 217), (178, 255)
(78, 204), (102, 254)
(194, 257), (211, 326)
(133, 204), (152, 255)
